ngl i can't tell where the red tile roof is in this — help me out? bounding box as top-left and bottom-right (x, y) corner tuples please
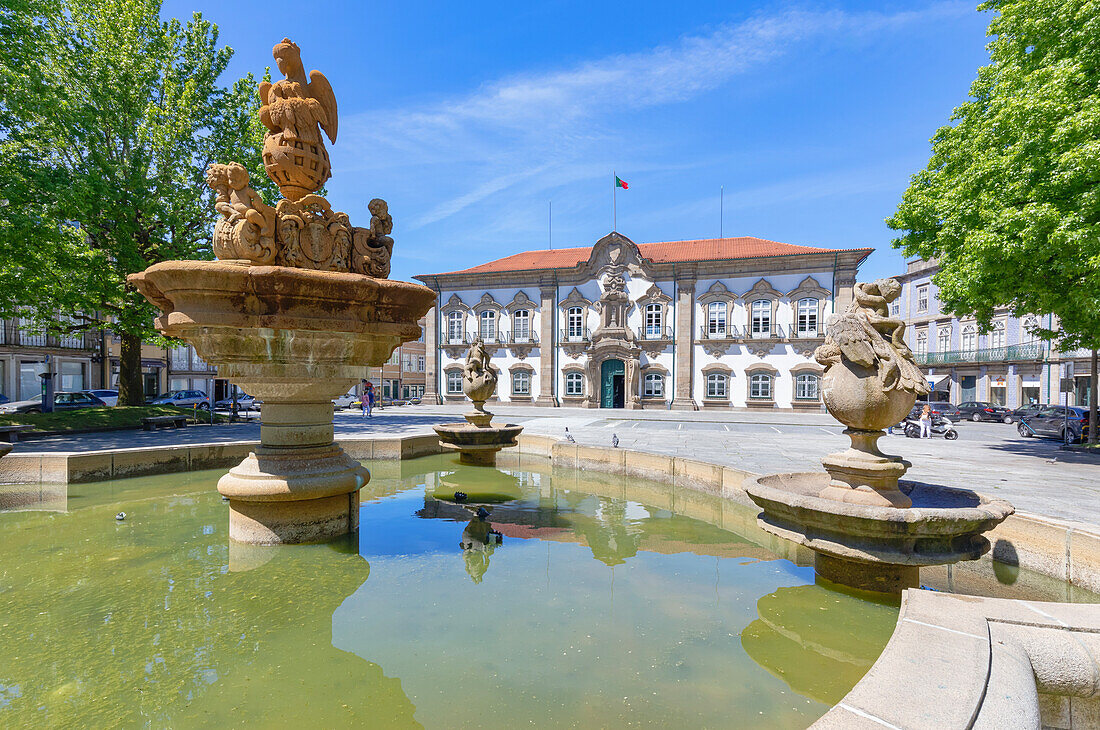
(422, 236), (871, 277)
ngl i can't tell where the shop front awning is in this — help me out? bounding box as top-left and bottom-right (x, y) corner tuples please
(925, 374), (951, 391)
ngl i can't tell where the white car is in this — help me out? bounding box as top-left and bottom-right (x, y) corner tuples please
(87, 389), (119, 407)
(332, 393), (358, 410)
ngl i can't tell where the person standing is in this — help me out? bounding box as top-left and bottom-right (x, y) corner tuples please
(360, 379), (369, 417)
(919, 404), (932, 439)
(365, 381), (375, 418)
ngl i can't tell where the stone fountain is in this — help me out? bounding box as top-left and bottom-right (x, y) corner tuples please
(745, 279), (1013, 593)
(128, 39), (434, 545)
(433, 339), (523, 468)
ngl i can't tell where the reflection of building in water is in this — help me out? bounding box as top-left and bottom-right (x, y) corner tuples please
(740, 584), (896, 706)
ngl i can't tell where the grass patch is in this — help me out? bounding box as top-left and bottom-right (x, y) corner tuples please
(0, 405), (228, 433)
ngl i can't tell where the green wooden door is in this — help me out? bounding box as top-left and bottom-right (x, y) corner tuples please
(600, 359), (625, 408)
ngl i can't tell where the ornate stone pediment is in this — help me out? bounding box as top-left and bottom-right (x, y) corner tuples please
(440, 294), (468, 315)
(505, 290), (537, 314)
(741, 277), (783, 302)
(558, 287), (592, 309)
(472, 292), (502, 315)
(573, 232), (653, 279)
(698, 280), (734, 306)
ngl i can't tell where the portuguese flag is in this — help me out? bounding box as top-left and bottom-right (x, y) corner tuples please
(615, 176), (628, 190)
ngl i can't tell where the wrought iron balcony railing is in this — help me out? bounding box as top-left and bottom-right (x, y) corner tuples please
(789, 327), (825, 339)
(915, 343), (1045, 366)
(747, 323), (784, 339)
(637, 326), (674, 341)
(559, 327), (592, 343)
(504, 331), (539, 345)
(698, 325), (741, 340)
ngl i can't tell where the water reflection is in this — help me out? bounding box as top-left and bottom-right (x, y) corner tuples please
(741, 584), (898, 706)
(2, 455), (1092, 728)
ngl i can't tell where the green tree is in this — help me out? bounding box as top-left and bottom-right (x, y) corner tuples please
(887, 0), (1100, 442)
(0, 0), (271, 405)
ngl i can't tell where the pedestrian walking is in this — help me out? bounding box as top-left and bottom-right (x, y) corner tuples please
(365, 381), (375, 418)
(360, 379), (369, 417)
(919, 404), (932, 439)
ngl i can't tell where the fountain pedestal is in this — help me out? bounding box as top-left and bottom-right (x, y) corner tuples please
(130, 261), (433, 544)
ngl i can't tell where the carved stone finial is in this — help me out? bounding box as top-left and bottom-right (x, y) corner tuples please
(258, 38), (338, 201)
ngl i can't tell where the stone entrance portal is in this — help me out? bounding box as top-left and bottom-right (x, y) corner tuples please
(601, 358), (625, 408)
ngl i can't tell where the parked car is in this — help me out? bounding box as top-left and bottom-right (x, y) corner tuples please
(332, 392), (357, 410)
(0, 391), (107, 414)
(1005, 403), (1044, 424)
(0, 393), (9, 405)
(1018, 405), (1091, 443)
(149, 390), (210, 409)
(913, 401), (961, 419)
(214, 394), (257, 410)
(86, 389), (119, 407)
(954, 401), (1011, 422)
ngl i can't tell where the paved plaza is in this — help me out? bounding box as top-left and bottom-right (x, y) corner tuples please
(10, 405), (1098, 529)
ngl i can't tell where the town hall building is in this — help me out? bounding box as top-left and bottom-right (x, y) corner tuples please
(415, 232), (873, 410)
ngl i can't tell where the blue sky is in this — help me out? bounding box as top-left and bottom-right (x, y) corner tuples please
(164, 0), (992, 282)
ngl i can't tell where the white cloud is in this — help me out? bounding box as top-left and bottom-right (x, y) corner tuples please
(334, 2), (973, 232)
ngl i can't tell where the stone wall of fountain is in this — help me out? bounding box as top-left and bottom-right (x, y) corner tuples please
(129, 38), (434, 544)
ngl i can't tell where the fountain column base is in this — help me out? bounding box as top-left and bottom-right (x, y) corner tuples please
(820, 429), (912, 508)
(217, 401), (368, 544)
(814, 553), (920, 594)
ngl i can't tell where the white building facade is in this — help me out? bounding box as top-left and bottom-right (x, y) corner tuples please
(416, 232), (871, 411)
(896, 257), (1094, 408)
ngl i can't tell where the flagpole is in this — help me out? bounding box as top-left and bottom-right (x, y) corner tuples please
(720, 185), (724, 238)
(549, 200), (553, 250)
(613, 171), (617, 231)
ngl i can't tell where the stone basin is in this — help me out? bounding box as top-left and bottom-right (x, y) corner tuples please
(746, 472), (1014, 592)
(129, 259), (434, 544)
(433, 423), (524, 466)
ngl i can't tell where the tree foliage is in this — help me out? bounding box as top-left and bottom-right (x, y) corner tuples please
(0, 0), (270, 403)
(887, 0), (1100, 351)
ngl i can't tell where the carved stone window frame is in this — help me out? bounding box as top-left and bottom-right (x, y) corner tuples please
(702, 363), (733, 404)
(635, 283), (672, 340)
(440, 294), (471, 355)
(640, 363), (670, 402)
(787, 276), (831, 338)
(561, 364), (587, 402)
(789, 363), (824, 407)
(745, 362), (779, 407)
(508, 362), (535, 401)
(741, 278), (783, 339)
(443, 364), (465, 399)
(698, 281), (736, 340)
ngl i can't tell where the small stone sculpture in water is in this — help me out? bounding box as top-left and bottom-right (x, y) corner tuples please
(433, 338), (523, 466)
(813, 278), (930, 507)
(744, 276), (1012, 593)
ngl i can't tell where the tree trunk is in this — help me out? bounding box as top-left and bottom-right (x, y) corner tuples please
(1090, 349), (1098, 445)
(118, 332), (145, 406)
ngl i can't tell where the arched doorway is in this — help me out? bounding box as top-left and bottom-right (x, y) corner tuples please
(600, 359), (625, 408)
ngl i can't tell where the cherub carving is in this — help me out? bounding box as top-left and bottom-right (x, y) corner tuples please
(815, 278), (929, 395)
(462, 338), (498, 404)
(351, 198), (394, 277)
(205, 162), (277, 264)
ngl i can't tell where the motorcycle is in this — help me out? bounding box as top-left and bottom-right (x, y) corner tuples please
(903, 414), (958, 440)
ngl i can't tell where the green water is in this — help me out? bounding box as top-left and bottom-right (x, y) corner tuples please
(0, 455), (1090, 728)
